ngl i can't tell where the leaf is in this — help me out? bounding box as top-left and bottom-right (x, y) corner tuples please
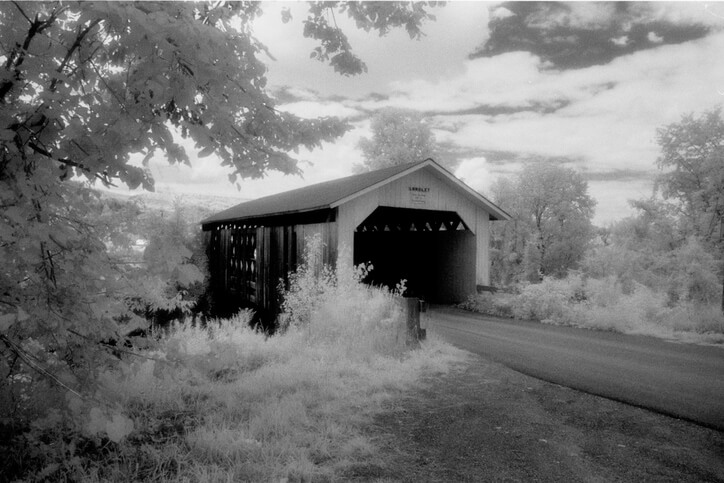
(85, 407), (106, 435)
(0, 314), (14, 333)
(175, 263), (204, 286)
(4, 206), (27, 224)
(198, 145), (215, 158)
(106, 413), (134, 443)
(85, 407), (134, 442)
(36, 463), (60, 480)
(281, 7), (292, 23)
(0, 307), (29, 333)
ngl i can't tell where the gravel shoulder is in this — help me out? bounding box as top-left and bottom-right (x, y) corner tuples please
(361, 353), (724, 482)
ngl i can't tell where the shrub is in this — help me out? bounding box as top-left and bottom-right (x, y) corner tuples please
(584, 276), (622, 307)
(665, 237), (722, 306)
(458, 292), (515, 318)
(574, 282), (669, 335)
(277, 233), (340, 330)
(3, 233), (467, 482)
(459, 271), (723, 343)
(511, 275), (585, 325)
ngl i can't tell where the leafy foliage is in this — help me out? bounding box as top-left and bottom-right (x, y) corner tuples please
(490, 163), (596, 284)
(461, 274), (723, 342)
(278, 233), (402, 331)
(655, 107), (724, 243)
(2, 248), (463, 482)
(303, 2), (438, 75)
(0, 0), (439, 446)
(579, 108), (724, 311)
(470, 108), (724, 339)
(355, 107), (438, 172)
(133, 201), (206, 318)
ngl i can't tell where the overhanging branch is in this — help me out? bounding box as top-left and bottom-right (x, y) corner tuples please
(27, 141), (118, 187)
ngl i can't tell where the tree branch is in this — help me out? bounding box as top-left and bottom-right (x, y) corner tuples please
(27, 141), (118, 187)
(1, 4), (66, 102)
(49, 19), (102, 93)
(1, 334), (87, 400)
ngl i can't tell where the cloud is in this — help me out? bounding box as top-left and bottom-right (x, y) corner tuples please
(472, 2), (716, 70)
(380, 30), (724, 176)
(253, 2), (490, 98)
(588, 178), (654, 225)
(455, 157), (495, 195)
(279, 100), (362, 119)
(490, 6), (514, 21)
(455, 156), (527, 197)
(648, 31), (664, 43)
(120, 2), (724, 227)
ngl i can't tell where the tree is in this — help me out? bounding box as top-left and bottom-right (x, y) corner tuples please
(655, 107), (724, 310)
(0, 1), (438, 433)
(488, 176), (525, 285)
(490, 163), (596, 284)
(355, 107), (438, 171)
(133, 200), (206, 323)
(656, 107), (724, 243)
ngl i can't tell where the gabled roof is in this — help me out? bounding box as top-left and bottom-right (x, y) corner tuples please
(201, 158), (510, 228)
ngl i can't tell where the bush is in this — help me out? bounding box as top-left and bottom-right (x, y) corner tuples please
(458, 292), (515, 318)
(459, 271), (724, 343)
(665, 237), (722, 306)
(2, 234), (467, 482)
(510, 275), (586, 325)
(574, 282), (669, 335)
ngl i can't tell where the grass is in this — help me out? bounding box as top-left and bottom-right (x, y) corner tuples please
(460, 275), (724, 345)
(5, 280), (467, 482)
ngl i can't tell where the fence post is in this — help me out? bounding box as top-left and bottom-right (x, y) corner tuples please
(403, 297), (420, 348)
(418, 299), (428, 341)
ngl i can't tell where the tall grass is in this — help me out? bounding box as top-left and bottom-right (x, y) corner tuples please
(461, 274), (724, 344)
(4, 239), (466, 482)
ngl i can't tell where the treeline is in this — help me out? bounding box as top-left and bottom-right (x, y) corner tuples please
(473, 107), (723, 338)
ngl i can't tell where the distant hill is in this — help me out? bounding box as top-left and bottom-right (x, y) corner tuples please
(99, 189), (249, 225)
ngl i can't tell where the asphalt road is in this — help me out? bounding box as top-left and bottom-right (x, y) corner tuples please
(427, 307), (724, 431)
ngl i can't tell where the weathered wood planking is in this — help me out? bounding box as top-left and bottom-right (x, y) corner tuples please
(203, 160), (507, 320)
(337, 166), (491, 285)
(207, 221), (338, 317)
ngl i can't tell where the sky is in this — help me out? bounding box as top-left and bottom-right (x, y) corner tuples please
(133, 1), (724, 226)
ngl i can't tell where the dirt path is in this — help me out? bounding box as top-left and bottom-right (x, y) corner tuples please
(358, 355), (724, 482)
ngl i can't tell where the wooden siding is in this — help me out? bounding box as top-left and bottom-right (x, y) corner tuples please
(337, 165), (492, 286)
(337, 167), (478, 234)
(205, 164), (498, 320)
(207, 224), (259, 315)
(475, 209), (490, 285)
(207, 220), (337, 318)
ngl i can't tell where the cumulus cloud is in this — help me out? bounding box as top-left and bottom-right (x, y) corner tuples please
(278, 100), (362, 119)
(472, 1), (716, 69)
(490, 6), (514, 21)
(588, 178), (654, 225)
(380, 31), (724, 177)
(612, 35), (629, 46)
(455, 157), (495, 195)
(124, 2), (724, 226)
(648, 31), (664, 43)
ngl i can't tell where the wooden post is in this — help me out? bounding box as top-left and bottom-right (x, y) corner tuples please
(404, 297), (420, 348)
(418, 299), (427, 341)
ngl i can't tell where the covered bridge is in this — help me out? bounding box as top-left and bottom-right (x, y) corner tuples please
(201, 158), (510, 318)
